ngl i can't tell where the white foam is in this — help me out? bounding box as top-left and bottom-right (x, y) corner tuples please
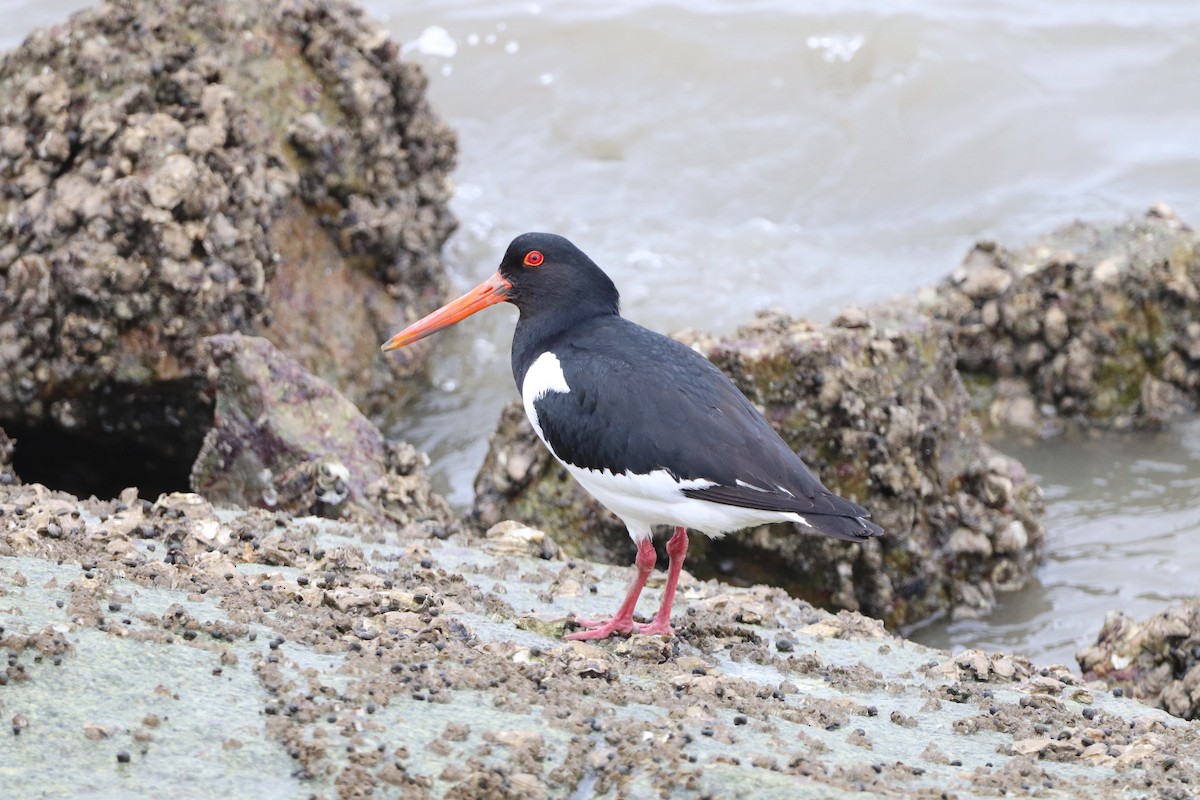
(405, 26), (457, 58)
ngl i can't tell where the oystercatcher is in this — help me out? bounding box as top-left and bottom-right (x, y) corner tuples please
(383, 233), (883, 640)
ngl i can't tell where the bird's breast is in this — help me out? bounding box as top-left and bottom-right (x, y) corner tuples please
(521, 350), (571, 445)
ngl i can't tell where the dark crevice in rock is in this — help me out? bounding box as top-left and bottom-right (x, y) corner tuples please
(50, 130), (83, 180)
(2, 379), (211, 500)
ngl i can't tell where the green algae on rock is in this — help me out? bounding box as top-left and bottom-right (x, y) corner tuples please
(925, 206), (1200, 437)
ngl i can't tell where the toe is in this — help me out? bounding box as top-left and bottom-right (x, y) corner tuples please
(564, 616), (635, 641)
(635, 620), (674, 637)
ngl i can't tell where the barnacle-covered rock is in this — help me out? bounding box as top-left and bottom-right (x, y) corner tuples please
(0, 0), (456, 496)
(0, 426), (16, 486)
(0, 478), (1196, 797)
(924, 207), (1200, 436)
(1078, 601), (1200, 720)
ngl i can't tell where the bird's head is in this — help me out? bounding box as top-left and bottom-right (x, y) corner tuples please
(381, 232), (619, 351)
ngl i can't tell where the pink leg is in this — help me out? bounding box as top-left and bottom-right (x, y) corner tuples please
(638, 527), (688, 637)
(566, 537), (657, 641)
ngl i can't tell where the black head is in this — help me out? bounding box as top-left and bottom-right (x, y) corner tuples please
(381, 232), (620, 353)
(498, 232), (620, 320)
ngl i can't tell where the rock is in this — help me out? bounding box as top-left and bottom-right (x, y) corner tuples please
(1078, 601), (1200, 720)
(0, 0), (457, 499)
(191, 334), (379, 517)
(612, 635), (673, 663)
(514, 612), (573, 638)
(925, 209), (1200, 436)
(1043, 305), (1070, 349)
(0, 427), (16, 486)
(953, 245), (1014, 299)
(993, 520), (1029, 555)
(475, 309), (1045, 629)
(482, 520), (559, 560)
(145, 153), (200, 209)
(83, 722), (115, 741)
(948, 528), (993, 557)
(986, 379), (1062, 439)
(190, 334), (455, 530)
(1140, 375), (1194, 425)
(2, 479), (1198, 798)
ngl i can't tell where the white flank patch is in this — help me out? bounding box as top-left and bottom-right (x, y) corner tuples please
(521, 351), (570, 441)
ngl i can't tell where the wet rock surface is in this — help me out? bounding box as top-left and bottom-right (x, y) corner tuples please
(191, 334), (455, 529)
(0, 0), (456, 496)
(2, 484), (1196, 798)
(477, 310), (1045, 630)
(924, 206), (1200, 437)
(1078, 601), (1200, 722)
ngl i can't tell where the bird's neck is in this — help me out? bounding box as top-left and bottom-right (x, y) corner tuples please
(510, 306), (615, 390)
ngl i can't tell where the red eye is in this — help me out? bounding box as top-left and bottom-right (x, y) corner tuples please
(523, 250), (544, 267)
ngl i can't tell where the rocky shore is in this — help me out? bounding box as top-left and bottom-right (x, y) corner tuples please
(1, 0), (1199, 797)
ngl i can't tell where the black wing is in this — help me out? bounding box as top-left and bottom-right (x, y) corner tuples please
(530, 316), (882, 541)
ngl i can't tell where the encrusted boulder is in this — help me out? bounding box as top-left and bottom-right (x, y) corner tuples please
(0, 0), (456, 495)
(476, 310), (1045, 629)
(192, 334), (455, 531)
(0, 426), (17, 486)
(1078, 601), (1200, 721)
(923, 206), (1200, 437)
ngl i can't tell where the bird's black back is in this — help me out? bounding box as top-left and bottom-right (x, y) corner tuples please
(514, 314), (882, 541)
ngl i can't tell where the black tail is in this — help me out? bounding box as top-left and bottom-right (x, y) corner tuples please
(802, 511), (884, 542)
(682, 483), (885, 541)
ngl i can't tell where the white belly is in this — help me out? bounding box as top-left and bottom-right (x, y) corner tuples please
(562, 461), (809, 542)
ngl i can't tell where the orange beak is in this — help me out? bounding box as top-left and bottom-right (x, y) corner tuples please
(381, 270), (513, 351)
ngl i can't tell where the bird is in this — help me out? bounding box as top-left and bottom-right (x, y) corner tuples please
(382, 232), (883, 641)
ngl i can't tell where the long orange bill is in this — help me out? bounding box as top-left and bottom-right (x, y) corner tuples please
(381, 270), (513, 351)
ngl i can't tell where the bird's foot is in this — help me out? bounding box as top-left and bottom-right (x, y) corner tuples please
(565, 615), (674, 640)
(633, 618), (675, 638)
(565, 614), (637, 640)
